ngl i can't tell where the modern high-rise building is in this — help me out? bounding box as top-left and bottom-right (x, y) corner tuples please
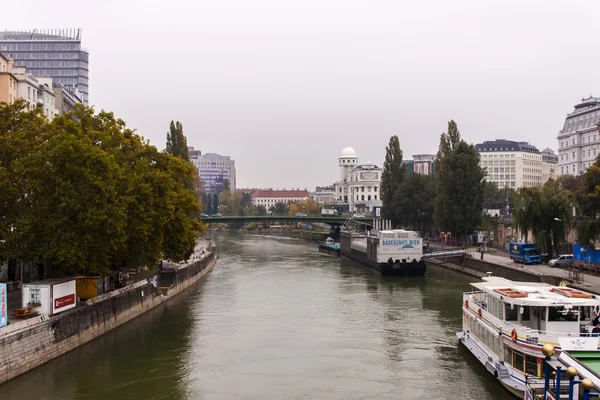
(557, 96), (600, 176)
(189, 150), (236, 194)
(0, 29), (89, 104)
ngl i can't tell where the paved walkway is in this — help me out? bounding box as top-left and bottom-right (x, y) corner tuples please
(471, 248), (600, 294)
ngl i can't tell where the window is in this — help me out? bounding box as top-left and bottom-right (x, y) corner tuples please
(548, 306), (578, 322)
(505, 303), (518, 321)
(504, 344), (513, 366)
(29, 289), (41, 304)
(525, 354), (539, 376)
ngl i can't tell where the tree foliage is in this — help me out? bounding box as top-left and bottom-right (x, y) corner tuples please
(0, 101), (202, 276)
(270, 202), (287, 215)
(514, 180), (575, 258)
(394, 173), (436, 236)
(434, 121), (486, 243)
(380, 136), (407, 227)
(289, 198), (320, 216)
(165, 121), (189, 161)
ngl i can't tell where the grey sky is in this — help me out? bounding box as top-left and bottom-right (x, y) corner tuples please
(4, 0), (600, 189)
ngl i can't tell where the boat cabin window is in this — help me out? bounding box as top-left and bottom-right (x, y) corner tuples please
(548, 306), (578, 322)
(504, 344), (541, 377)
(505, 303), (519, 321)
(486, 296), (504, 320)
(521, 306), (530, 321)
(580, 306), (592, 321)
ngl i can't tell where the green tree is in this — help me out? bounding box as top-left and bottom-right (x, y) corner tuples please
(270, 202), (287, 215)
(380, 135), (407, 227)
(0, 102), (202, 276)
(577, 160), (600, 244)
(223, 178), (230, 193)
(434, 121), (486, 245)
(256, 205), (267, 216)
(165, 121), (189, 161)
(514, 180), (575, 258)
(212, 193), (219, 214)
(483, 181), (515, 212)
(395, 173), (436, 236)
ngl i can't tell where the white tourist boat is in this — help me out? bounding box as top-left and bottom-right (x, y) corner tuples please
(456, 276), (600, 398)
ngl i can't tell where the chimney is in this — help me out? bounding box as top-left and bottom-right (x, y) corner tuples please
(7, 56), (14, 73)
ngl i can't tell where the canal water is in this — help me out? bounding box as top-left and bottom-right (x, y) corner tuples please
(2, 233), (513, 400)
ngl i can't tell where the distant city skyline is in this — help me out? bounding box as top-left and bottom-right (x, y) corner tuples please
(2, 1), (599, 189)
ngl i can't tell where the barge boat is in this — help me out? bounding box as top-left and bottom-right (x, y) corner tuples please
(339, 229), (426, 276)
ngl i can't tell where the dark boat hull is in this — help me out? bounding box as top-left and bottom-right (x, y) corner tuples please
(319, 244), (340, 257)
(340, 249), (426, 276)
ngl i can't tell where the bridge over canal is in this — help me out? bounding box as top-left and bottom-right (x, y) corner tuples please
(199, 215), (378, 226)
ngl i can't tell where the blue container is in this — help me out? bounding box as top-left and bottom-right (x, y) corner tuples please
(0, 283), (7, 328)
(574, 244), (600, 264)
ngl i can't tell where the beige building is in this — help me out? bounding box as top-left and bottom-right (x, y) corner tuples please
(476, 139), (549, 189)
(36, 77), (59, 119)
(0, 53), (18, 104)
(13, 66), (39, 110)
(541, 148), (559, 183)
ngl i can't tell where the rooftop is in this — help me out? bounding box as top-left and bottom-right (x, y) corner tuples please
(471, 277), (600, 306)
(0, 29), (82, 41)
(251, 189), (309, 198)
(475, 139), (540, 153)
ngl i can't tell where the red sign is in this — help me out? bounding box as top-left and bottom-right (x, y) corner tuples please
(54, 294), (75, 309)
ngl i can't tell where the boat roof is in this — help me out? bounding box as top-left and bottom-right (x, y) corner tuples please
(471, 277), (600, 306)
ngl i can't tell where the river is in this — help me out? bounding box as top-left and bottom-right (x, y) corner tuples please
(2, 232), (513, 400)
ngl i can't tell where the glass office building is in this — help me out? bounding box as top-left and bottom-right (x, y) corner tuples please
(0, 29), (89, 104)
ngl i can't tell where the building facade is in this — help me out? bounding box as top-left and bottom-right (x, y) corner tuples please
(333, 147), (382, 212)
(0, 53), (17, 104)
(0, 29), (89, 104)
(251, 189), (309, 208)
(36, 77), (59, 119)
(557, 96), (600, 176)
(541, 148), (559, 183)
(475, 139), (545, 188)
(52, 84), (83, 115)
(190, 151), (236, 194)
(404, 154), (436, 175)
(313, 186), (336, 204)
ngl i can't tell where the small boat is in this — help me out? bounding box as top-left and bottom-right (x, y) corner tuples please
(319, 237), (340, 256)
(456, 276), (600, 399)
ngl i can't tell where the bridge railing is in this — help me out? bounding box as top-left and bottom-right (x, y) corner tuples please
(422, 249), (466, 259)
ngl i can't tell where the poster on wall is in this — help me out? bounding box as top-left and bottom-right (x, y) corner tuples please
(0, 283), (7, 328)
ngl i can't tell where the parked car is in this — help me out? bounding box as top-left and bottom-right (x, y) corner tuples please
(296, 213), (307, 217)
(548, 254), (573, 268)
(212, 213), (222, 217)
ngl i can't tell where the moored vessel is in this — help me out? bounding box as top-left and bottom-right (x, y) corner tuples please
(318, 237), (340, 256)
(339, 229), (426, 276)
(456, 276), (600, 398)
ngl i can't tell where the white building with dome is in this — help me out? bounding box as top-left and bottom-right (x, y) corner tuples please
(333, 147), (382, 213)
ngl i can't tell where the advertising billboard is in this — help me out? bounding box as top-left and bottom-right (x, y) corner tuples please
(51, 280), (76, 315)
(0, 283), (7, 328)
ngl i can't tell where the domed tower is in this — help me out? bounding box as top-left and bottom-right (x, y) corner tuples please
(339, 147), (358, 181)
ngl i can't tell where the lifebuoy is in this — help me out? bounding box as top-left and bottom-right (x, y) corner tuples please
(478, 308), (483, 318)
(465, 299), (469, 308)
(511, 329), (518, 342)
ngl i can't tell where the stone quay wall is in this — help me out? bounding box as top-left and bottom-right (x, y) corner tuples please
(0, 249), (217, 385)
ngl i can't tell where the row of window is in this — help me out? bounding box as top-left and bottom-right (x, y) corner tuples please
(487, 167), (516, 173)
(355, 195), (377, 201)
(561, 133), (598, 148)
(561, 148), (598, 162)
(255, 198), (304, 204)
(0, 43), (82, 51)
(482, 160), (517, 167)
(482, 154), (517, 159)
(466, 315), (540, 377)
(11, 52), (81, 60)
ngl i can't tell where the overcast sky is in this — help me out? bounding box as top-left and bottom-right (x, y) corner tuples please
(4, 0), (600, 189)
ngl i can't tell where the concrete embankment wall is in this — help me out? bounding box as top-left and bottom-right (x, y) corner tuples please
(0, 250), (216, 385)
(426, 255), (565, 285)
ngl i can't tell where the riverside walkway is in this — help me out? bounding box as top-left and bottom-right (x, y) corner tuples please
(473, 249), (600, 295)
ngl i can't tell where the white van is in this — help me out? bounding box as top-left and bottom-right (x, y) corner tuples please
(548, 254), (573, 267)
